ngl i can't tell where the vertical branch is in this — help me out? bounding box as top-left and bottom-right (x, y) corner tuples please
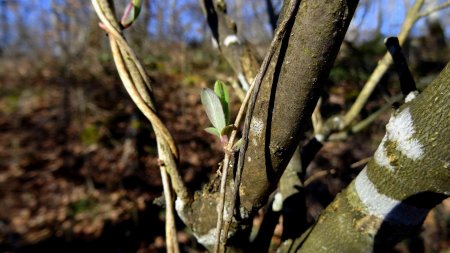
(221, 1), (301, 251)
(265, 0), (279, 31)
(199, 0), (259, 91)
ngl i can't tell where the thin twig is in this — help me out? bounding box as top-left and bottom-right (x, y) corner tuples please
(311, 98), (323, 135)
(304, 169), (335, 187)
(91, 1), (187, 252)
(417, 0), (450, 18)
(350, 157), (371, 169)
(213, 74), (255, 253)
(104, 20), (187, 200)
(160, 164), (180, 253)
(92, 1), (189, 201)
(109, 29), (182, 253)
(329, 94), (401, 141)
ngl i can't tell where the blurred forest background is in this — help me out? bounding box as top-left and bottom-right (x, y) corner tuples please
(0, 0), (449, 252)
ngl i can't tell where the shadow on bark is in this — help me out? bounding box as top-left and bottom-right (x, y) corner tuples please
(373, 191), (448, 253)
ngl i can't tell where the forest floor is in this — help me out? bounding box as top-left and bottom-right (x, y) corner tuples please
(0, 46), (448, 252)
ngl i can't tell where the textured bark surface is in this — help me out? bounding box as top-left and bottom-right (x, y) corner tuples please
(238, 0), (358, 216)
(281, 62), (450, 253)
(177, 0), (359, 250)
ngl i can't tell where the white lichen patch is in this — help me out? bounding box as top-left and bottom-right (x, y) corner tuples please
(374, 135), (396, 171)
(250, 118), (264, 137)
(355, 168), (429, 226)
(405, 91), (419, 103)
(223, 35), (240, 47)
(175, 197), (185, 212)
(175, 197), (187, 223)
(237, 72), (250, 91)
(386, 108), (424, 160)
(195, 226), (235, 247)
(195, 228), (217, 246)
(272, 192), (283, 212)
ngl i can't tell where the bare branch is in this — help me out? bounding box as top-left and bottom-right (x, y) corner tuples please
(385, 37), (417, 95)
(214, 75), (255, 252)
(304, 169), (335, 187)
(418, 0), (450, 18)
(91, 1), (192, 252)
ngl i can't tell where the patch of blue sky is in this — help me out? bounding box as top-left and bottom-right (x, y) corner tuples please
(3, 0), (450, 45)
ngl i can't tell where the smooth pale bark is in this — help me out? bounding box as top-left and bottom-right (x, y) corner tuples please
(280, 62), (450, 253)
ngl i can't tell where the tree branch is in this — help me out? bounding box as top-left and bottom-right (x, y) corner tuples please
(237, 0), (358, 219)
(385, 37), (416, 96)
(91, 1), (190, 252)
(283, 62), (450, 252)
(417, 0), (450, 18)
(223, 0), (301, 248)
(199, 0), (259, 91)
(342, 0), (424, 127)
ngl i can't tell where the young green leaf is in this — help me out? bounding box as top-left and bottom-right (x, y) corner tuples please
(204, 127), (221, 138)
(214, 80), (230, 125)
(201, 88), (226, 132)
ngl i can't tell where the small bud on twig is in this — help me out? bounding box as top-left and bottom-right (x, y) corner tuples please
(120, 0), (142, 29)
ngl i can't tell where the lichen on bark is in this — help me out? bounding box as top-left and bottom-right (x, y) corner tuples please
(282, 62), (450, 253)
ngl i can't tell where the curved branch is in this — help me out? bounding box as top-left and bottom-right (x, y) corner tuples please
(91, 2), (191, 252)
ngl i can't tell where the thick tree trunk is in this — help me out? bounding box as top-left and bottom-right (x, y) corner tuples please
(238, 0), (358, 223)
(280, 62), (450, 252)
